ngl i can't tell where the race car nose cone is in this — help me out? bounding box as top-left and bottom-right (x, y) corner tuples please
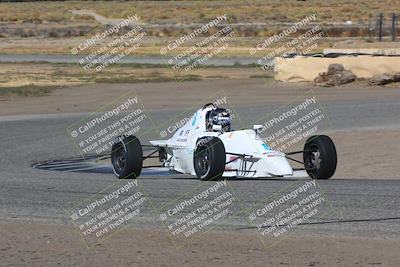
(263, 154), (293, 176)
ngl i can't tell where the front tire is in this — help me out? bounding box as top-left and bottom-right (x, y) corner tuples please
(111, 136), (143, 179)
(194, 137), (226, 181)
(303, 135), (337, 179)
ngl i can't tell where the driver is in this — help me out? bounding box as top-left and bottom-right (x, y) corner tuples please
(206, 108), (232, 132)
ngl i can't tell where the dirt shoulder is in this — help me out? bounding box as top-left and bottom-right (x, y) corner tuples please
(330, 129), (400, 179)
(0, 63), (268, 96)
(0, 221), (398, 267)
(1, 78), (399, 116)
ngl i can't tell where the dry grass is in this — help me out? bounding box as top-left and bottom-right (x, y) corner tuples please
(0, 36), (334, 57)
(0, 0), (397, 24)
(0, 84), (57, 97)
(0, 1), (396, 57)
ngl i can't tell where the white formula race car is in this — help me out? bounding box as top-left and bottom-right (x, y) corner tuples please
(111, 103), (337, 181)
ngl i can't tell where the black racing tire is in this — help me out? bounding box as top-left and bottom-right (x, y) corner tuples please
(111, 136), (143, 179)
(194, 137), (226, 181)
(303, 135), (337, 179)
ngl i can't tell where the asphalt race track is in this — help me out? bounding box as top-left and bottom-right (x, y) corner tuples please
(1, 99), (399, 241)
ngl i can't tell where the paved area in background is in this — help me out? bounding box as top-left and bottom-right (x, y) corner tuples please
(0, 80), (399, 266)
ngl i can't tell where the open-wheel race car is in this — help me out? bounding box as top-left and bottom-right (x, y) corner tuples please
(111, 103), (337, 181)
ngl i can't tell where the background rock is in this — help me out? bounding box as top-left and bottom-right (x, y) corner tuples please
(314, 64), (357, 87)
(368, 73), (400, 86)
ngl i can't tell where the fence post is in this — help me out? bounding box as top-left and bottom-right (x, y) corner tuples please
(392, 13), (397, 41)
(378, 13), (383, 42)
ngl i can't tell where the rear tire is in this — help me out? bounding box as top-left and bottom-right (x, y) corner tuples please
(111, 136), (143, 179)
(194, 137), (226, 181)
(303, 135), (337, 179)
